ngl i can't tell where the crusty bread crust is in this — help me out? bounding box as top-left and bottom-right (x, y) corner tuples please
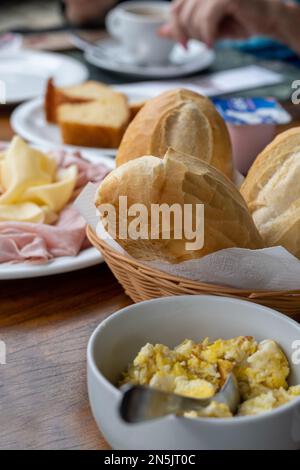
(59, 121), (128, 149)
(45, 78), (57, 124)
(44, 79), (113, 124)
(96, 148), (263, 262)
(240, 127), (300, 258)
(116, 89), (233, 180)
(129, 100), (147, 120)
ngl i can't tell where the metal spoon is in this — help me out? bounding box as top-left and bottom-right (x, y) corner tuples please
(70, 31), (148, 67)
(119, 374), (240, 423)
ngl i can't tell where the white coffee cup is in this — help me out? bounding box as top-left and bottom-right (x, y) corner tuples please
(106, 1), (175, 65)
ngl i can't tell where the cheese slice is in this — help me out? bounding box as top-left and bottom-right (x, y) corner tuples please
(0, 137), (77, 223)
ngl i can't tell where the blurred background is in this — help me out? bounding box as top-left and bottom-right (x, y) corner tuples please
(0, 0), (63, 32)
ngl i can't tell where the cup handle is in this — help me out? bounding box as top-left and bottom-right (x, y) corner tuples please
(106, 9), (123, 40)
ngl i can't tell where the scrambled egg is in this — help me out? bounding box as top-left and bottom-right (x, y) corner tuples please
(236, 339), (290, 400)
(121, 337), (300, 418)
(238, 386), (300, 416)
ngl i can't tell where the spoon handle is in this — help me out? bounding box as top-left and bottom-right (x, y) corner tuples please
(119, 384), (212, 423)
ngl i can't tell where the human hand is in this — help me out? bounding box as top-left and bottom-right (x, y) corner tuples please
(159, 0), (282, 48)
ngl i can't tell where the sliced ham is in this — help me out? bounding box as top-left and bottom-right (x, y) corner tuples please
(0, 206), (87, 264)
(0, 148), (110, 264)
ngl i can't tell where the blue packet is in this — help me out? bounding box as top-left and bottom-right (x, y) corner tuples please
(212, 97), (291, 126)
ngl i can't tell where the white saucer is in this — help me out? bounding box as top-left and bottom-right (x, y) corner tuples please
(11, 86), (156, 154)
(0, 50), (88, 104)
(84, 38), (215, 79)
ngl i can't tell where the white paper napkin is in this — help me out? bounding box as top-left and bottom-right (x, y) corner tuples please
(119, 65), (283, 98)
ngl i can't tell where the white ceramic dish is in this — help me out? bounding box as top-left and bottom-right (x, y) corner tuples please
(0, 50), (88, 104)
(0, 146), (114, 280)
(87, 295), (300, 450)
(11, 86), (155, 154)
(84, 39), (215, 79)
(0, 33), (22, 54)
(105, 1), (175, 66)
(0, 245), (102, 280)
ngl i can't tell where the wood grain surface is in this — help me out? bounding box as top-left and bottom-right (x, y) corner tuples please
(0, 111), (132, 449)
(0, 262), (131, 450)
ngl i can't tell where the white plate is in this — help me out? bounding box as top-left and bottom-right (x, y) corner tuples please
(85, 39), (215, 78)
(0, 147), (114, 280)
(0, 50), (88, 104)
(11, 86), (156, 154)
(0, 33), (22, 54)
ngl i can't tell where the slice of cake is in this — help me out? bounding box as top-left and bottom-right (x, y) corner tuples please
(45, 79), (116, 124)
(129, 100), (147, 120)
(57, 94), (130, 148)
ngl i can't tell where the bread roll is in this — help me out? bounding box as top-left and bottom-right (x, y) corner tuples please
(240, 128), (300, 259)
(116, 89), (233, 180)
(96, 148), (263, 263)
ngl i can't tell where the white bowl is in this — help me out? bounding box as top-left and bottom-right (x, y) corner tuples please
(87, 295), (300, 450)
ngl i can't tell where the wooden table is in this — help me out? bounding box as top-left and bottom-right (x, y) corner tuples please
(0, 98), (299, 449)
(0, 110), (131, 450)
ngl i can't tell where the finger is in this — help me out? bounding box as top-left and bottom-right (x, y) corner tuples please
(198, 1), (229, 48)
(171, 0), (186, 14)
(178, 0), (200, 38)
(171, 16), (189, 46)
(218, 17), (249, 40)
(159, 18), (188, 47)
(158, 23), (173, 38)
(159, 26), (188, 48)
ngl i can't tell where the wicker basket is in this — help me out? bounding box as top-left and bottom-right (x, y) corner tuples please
(87, 226), (300, 318)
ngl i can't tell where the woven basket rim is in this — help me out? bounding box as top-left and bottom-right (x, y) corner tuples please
(87, 226), (300, 297)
